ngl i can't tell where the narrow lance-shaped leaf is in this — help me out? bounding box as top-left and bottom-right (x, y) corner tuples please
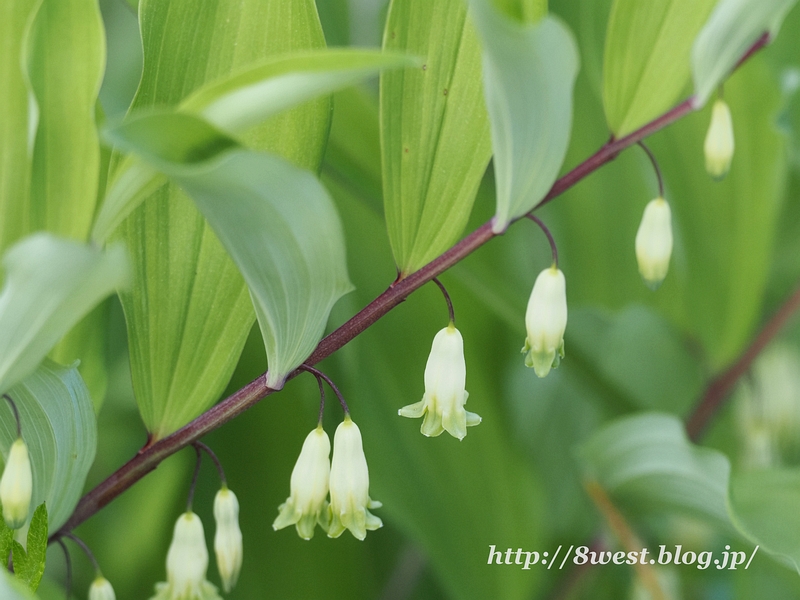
(466, 0), (579, 232)
(0, 362), (96, 531)
(0, 234), (129, 394)
(578, 412), (800, 572)
(602, 0), (717, 136)
(93, 49), (413, 244)
(380, 0), (492, 275)
(107, 113), (352, 389)
(691, 0), (799, 107)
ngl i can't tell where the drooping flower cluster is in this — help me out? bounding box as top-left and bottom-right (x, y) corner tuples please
(274, 418), (381, 541)
(150, 448), (242, 600)
(398, 324), (481, 440)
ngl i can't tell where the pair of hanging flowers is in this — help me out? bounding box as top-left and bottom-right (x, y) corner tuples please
(151, 446), (242, 600)
(273, 416), (382, 541)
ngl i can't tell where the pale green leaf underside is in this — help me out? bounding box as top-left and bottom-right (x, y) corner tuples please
(0, 234), (129, 395)
(93, 49), (411, 244)
(578, 413), (800, 572)
(603, 0), (716, 136)
(108, 114), (352, 388)
(691, 0), (799, 107)
(467, 0), (579, 232)
(381, 0), (492, 275)
(0, 361), (97, 532)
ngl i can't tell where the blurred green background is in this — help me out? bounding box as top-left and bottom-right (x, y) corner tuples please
(33, 0), (800, 598)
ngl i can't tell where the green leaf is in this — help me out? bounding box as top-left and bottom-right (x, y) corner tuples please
(380, 0), (492, 274)
(602, 0), (717, 136)
(107, 114), (353, 388)
(0, 505), (12, 565)
(0, 569), (37, 600)
(23, 0), (106, 242)
(0, 234), (129, 394)
(114, 0), (330, 438)
(492, 0), (547, 23)
(184, 49), (415, 135)
(578, 412), (800, 571)
(578, 413), (732, 526)
(0, 362), (96, 532)
(467, 0), (579, 232)
(11, 503), (47, 592)
(93, 49), (411, 244)
(692, 0), (799, 107)
(0, 0), (38, 251)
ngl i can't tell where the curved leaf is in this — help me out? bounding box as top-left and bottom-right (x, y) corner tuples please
(380, 0), (491, 274)
(93, 50), (412, 244)
(467, 0), (579, 232)
(602, 0), (716, 136)
(185, 49), (415, 134)
(114, 0), (330, 438)
(0, 361), (97, 532)
(0, 234), (129, 395)
(691, 0), (799, 107)
(107, 114), (352, 389)
(578, 412), (800, 572)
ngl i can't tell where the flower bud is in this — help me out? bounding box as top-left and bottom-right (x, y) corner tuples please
(635, 197), (673, 289)
(151, 512), (221, 600)
(399, 324), (481, 440)
(273, 426), (331, 540)
(327, 417), (382, 540)
(89, 576), (116, 600)
(0, 438), (32, 529)
(704, 99), (734, 179)
(522, 267), (567, 378)
(213, 488), (242, 592)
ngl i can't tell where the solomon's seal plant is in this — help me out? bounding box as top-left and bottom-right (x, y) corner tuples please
(2, 0), (800, 597)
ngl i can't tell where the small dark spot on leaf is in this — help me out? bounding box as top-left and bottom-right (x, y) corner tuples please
(404, 147), (409, 154)
(391, 31), (396, 39)
(443, 88), (448, 96)
(422, 64), (427, 71)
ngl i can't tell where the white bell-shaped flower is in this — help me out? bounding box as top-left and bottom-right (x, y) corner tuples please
(327, 417), (382, 540)
(704, 99), (734, 179)
(150, 512), (221, 600)
(635, 197), (673, 289)
(89, 576), (116, 600)
(273, 426), (331, 540)
(0, 438), (32, 529)
(522, 267), (567, 378)
(398, 324), (481, 440)
(213, 488), (242, 593)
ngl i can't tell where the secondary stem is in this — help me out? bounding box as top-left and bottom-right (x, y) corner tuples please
(53, 33), (770, 541)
